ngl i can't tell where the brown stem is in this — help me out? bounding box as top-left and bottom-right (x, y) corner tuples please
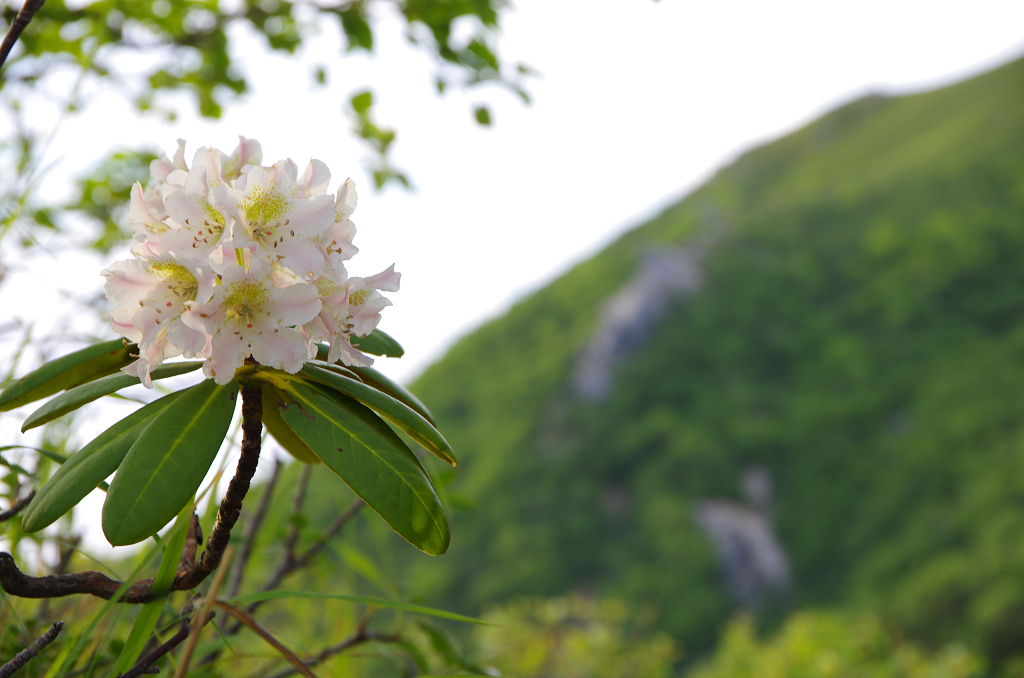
(0, 0), (45, 71)
(0, 490), (34, 522)
(0, 379), (264, 602)
(227, 457), (282, 599)
(259, 615), (399, 678)
(117, 597), (213, 678)
(171, 379), (262, 589)
(0, 621), (63, 678)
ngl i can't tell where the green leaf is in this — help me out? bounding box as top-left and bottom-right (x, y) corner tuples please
(349, 364), (436, 425)
(112, 501), (193, 674)
(302, 363), (455, 466)
(261, 382), (320, 464)
(102, 379), (238, 546)
(349, 329), (405, 358)
(21, 361), (203, 432)
(351, 89), (373, 115)
(474, 105), (491, 126)
(340, 8), (373, 51)
(259, 373), (448, 555)
(22, 391), (184, 533)
(229, 589), (489, 625)
(0, 339), (133, 412)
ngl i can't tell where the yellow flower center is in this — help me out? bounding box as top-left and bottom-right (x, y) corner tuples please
(240, 185), (288, 227)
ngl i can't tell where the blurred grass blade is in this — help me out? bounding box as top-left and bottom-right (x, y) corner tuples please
(0, 339), (134, 412)
(302, 363), (455, 466)
(103, 379), (238, 546)
(113, 501), (194, 674)
(21, 361), (203, 431)
(229, 589), (490, 625)
(209, 600), (317, 678)
(259, 373), (449, 555)
(22, 391), (184, 532)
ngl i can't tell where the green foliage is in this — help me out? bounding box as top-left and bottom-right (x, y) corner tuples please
(262, 371), (450, 555)
(475, 593), (679, 678)
(20, 360), (202, 431)
(399, 55), (1024, 668)
(0, 338), (132, 412)
(301, 362), (456, 466)
(21, 390), (183, 532)
(688, 612), (981, 678)
(102, 377), (237, 545)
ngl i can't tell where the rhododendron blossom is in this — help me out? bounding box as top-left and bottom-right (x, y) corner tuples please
(103, 137), (399, 385)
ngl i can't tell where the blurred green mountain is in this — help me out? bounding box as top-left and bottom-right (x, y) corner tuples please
(394, 54), (1024, 667)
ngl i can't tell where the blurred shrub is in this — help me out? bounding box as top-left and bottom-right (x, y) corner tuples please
(475, 593), (679, 678)
(688, 611), (981, 678)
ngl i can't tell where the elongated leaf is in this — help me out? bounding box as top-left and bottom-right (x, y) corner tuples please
(230, 589), (490, 625)
(102, 379), (238, 546)
(260, 382), (320, 464)
(260, 373), (448, 555)
(301, 363), (455, 466)
(113, 501), (193, 674)
(0, 339), (134, 412)
(22, 391), (184, 532)
(349, 364), (436, 425)
(21, 361), (203, 431)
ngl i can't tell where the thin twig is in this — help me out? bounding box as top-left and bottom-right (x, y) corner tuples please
(260, 618), (399, 678)
(0, 0), (45, 72)
(228, 456), (283, 599)
(0, 380), (265, 602)
(0, 490), (34, 522)
(0, 621), (63, 678)
(261, 498), (363, 597)
(117, 596), (214, 678)
(173, 548), (233, 678)
(293, 499), (364, 568)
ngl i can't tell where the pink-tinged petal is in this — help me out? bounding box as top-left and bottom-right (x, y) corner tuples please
(132, 308), (164, 347)
(334, 178), (357, 219)
(181, 300), (224, 336)
(166, 321), (208, 358)
(249, 323), (310, 374)
(103, 306), (143, 343)
(320, 219), (358, 267)
(331, 337), (374, 367)
(286, 194), (336, 237)
(128, 183), (168, 236)
(171, 139), (188, 170)
(102, 259), (162, 306)
(223, 136), (262, 178)
(150, 139), (188, 182)
(190, 148), (225, 185)
(293, 159), (331, 198)
(266, 281), (322, 327)
(303, 314), (331, 344)
(204, 317), (251, 385)
(364, 264), (401, 292)
(269, 237), (327, 281)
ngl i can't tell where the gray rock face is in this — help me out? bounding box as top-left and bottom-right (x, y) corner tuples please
(694, 468), (790, 609)
(573, 247), (704, 400)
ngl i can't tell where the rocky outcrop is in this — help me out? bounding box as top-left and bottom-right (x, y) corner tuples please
(573, 247), (703, 400)
(694, 468), (790, 609)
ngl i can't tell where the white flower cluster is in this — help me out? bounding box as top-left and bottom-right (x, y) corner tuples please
(102, 138), (399, 386)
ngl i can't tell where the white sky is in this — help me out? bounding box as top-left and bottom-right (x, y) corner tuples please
(2, 0), (1024, 557)
(11, 0), (1024, 384)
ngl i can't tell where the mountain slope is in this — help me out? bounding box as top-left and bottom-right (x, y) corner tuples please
(406, 55), (1024, 663)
